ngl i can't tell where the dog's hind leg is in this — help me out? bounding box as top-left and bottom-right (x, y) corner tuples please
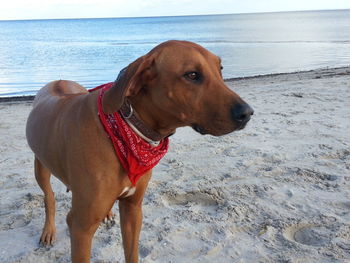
(34, 156), (56, 246)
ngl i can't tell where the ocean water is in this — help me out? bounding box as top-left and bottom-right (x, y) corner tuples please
(0, 9), (349, 97)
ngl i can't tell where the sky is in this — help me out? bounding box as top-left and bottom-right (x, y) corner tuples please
(0, 0), (349, 20)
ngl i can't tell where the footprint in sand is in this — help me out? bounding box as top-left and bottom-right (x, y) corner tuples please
(163, 190), (218, 207)
(0, 212), (32, 231)
(283, 223), (333, 247)
(331, 201), (350, 220)
(0, 193), (43, 231)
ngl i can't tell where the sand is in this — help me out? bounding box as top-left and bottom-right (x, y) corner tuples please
(0, 67), (349, 263)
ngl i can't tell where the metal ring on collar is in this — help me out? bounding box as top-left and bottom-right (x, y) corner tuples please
(121, 102), (133, 119)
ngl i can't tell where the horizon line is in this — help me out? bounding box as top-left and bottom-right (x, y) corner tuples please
(0, 8), (349, 22)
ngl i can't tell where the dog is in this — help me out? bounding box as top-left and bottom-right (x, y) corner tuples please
(26, 40), (253, 262)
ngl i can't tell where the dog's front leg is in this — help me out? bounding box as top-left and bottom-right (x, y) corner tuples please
(119, 199), (143, 263)
(66, 209), (101, 263)
(118, 171), (152, 263)
(67, 186), (118, 263)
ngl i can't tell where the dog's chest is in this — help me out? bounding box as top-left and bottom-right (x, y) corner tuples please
(119, 186), (136, 198)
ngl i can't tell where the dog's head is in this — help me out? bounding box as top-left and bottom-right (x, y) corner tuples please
(105, 40), (253, 137)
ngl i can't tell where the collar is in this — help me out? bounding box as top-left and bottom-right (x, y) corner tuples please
(97, 85), (169, 185)
(119, 101), (165, 145)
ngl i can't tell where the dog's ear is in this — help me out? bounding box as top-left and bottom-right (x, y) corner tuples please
(124, 54), (157, 97)
(102, 54), (156, 114)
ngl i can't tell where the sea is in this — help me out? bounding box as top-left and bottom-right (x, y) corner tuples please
(0, 9), (349, 97)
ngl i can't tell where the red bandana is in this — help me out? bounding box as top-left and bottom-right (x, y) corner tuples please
(94, 83), (169, 185)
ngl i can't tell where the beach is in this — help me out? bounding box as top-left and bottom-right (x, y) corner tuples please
(0, 67), (349, 262)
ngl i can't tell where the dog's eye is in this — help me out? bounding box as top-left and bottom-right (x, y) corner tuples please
(220, 66), (223, 70)
(184, 71), (201, 82)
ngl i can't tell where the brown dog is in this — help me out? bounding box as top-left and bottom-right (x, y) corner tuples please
(26, 40), (253, 262)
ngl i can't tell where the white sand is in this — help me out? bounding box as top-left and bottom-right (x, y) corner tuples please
(0, 67), (349, 263)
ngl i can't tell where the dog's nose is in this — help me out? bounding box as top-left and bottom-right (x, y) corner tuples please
(231, 103), (254, 123)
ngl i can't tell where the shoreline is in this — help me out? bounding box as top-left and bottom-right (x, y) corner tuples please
(225, 65), (350, 81)
(1, 66), (349, 103)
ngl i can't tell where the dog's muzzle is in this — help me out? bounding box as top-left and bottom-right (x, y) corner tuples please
(231, 103), (254, 129)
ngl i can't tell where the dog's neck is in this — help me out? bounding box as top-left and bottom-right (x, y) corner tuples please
(119, 101), (165, 144)
(101, 70), (179, 141)
(99, 84), (169, 144)
(128, 94), (178, 140)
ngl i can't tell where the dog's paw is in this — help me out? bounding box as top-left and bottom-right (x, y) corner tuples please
(104, 210), (114, 222)
(39, 223), (56, 246)
(102, 210), (116, 228)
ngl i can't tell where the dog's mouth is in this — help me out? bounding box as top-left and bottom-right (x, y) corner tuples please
(237, 121), (249, 131)
(192, 121), (249, 136)
(192, 124), (207, 135)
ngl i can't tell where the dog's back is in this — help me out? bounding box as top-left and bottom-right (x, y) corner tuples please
(32, 80), (87, 107)
(26, 80), (96, 183)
